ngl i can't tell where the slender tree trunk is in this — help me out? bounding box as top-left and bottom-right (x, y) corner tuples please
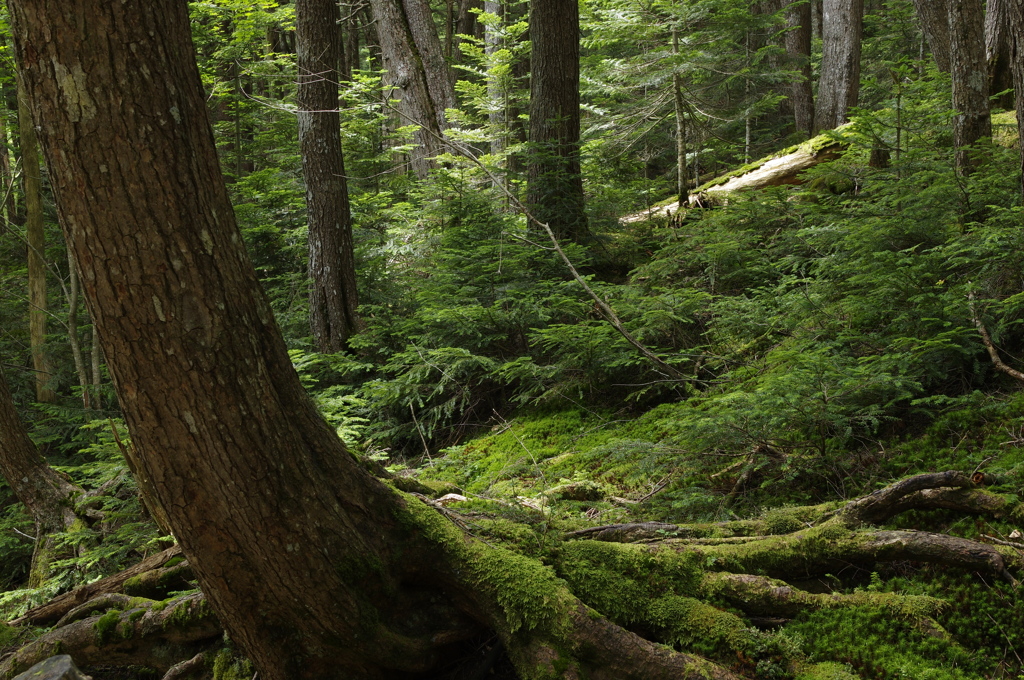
(0, 81), (15, 228)
(948, 0), (990, 175)
(527, 0), (588, 242)
(911, 0), (951, 72)
(672, 28), (688, 208)
(814, 0), (863, 132)
(296, 0), (361, 352)
(65, 250), (91, 409)
(18, 77), (54, 403)
(1007, 0), (1024, 198)
(0, 365), (81, 584)
(784, 0), (815, 137)
(369, 0), (456, 177)
(985, 0), (1014, 109)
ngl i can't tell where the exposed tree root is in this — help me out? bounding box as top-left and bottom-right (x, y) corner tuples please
(0, 594), (220, 679)
(3, 471), (1019, 680)
(9, 545), (183, 627)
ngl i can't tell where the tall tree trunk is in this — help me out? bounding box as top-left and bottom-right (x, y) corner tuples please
(911, 0), (951, 72)
(985, 0), (1014, 109)
(369, 0), (456, 177)
(8, 3), (746, 679)
(672, 27), (689, 208)
(1007, 0), (1024, 198)
(526, 0), (588, 242)
(0, 365), (81, 584)
(296, 0), (361, 352)
(18, 76), (54, 403)
(814, 0), (863, 132)
(948, 0), (990, 175)
(784, 0), (815, 137)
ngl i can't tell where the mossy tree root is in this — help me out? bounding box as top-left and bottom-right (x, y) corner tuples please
(9, 545), (183, 627)
(0, 594), (220, 680)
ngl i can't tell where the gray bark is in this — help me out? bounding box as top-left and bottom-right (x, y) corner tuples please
(369, 0), (457, 177)
(296, 0), (361, 351)
(948, 0), (991, 174)
(814, 0), (863, 132)
(911, 0), (951, 71)
(784, 0), (815, 137)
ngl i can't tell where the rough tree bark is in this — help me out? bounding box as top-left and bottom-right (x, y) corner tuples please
(369, 0), (457, 177)
(814, 0), (863, 132)
(986, 0), (1014, 109)
(7, 3), (745, 680)
(526, 0), (589, 243)
(948, 0), (991, 175)
(0, 366), (81, 585)
(296, 0), (361, 352)
(18, 77), (54, 404)
(911, 0), (951, 72)
(784, 0), (815, 137)
(1008, 0), (1024, 198)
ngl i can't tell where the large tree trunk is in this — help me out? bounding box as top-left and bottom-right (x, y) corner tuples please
(369, 0), (456, 178)
(526, 0), (589, 242)
(948, 0), (991, 175)
(911, 0), (951, 72)
(7, 3), (743, 680)
(18, 77), (54, 404)
(296, 0), (361, 352)
(784, 0), (815, 137)
(814, 0), (863, 132)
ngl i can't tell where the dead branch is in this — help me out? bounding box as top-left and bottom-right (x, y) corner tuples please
(969, 292), (1024, 382)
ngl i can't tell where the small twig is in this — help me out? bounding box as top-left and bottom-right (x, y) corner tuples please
(11, 527), (36, 542)
(982, 534), (1024, 550)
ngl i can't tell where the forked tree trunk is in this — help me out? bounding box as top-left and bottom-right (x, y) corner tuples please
(296, 0), (361, 352)
(369, 0), (456, 177)
(948, 0), (991, 175)
(526, 0), (589, 242)
(814, 0), (863, 132)
(8, 3), (740, 680)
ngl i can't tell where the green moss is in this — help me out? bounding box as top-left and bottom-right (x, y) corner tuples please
(163, 596), (213, 630)
(212, 648), (252, 680)
(468, 545), (573, 635)
(992, 110), (1018, 149)
(93, 609), (123, 645)
(164, 556), (185, 568)
(695, 125), (853, 192)
(794, 662), (859, 680)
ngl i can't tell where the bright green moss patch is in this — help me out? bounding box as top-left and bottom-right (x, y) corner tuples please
(794, 662), (859, 680)
(468, 545), (572, 635)
(93, 609), (124, 645)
